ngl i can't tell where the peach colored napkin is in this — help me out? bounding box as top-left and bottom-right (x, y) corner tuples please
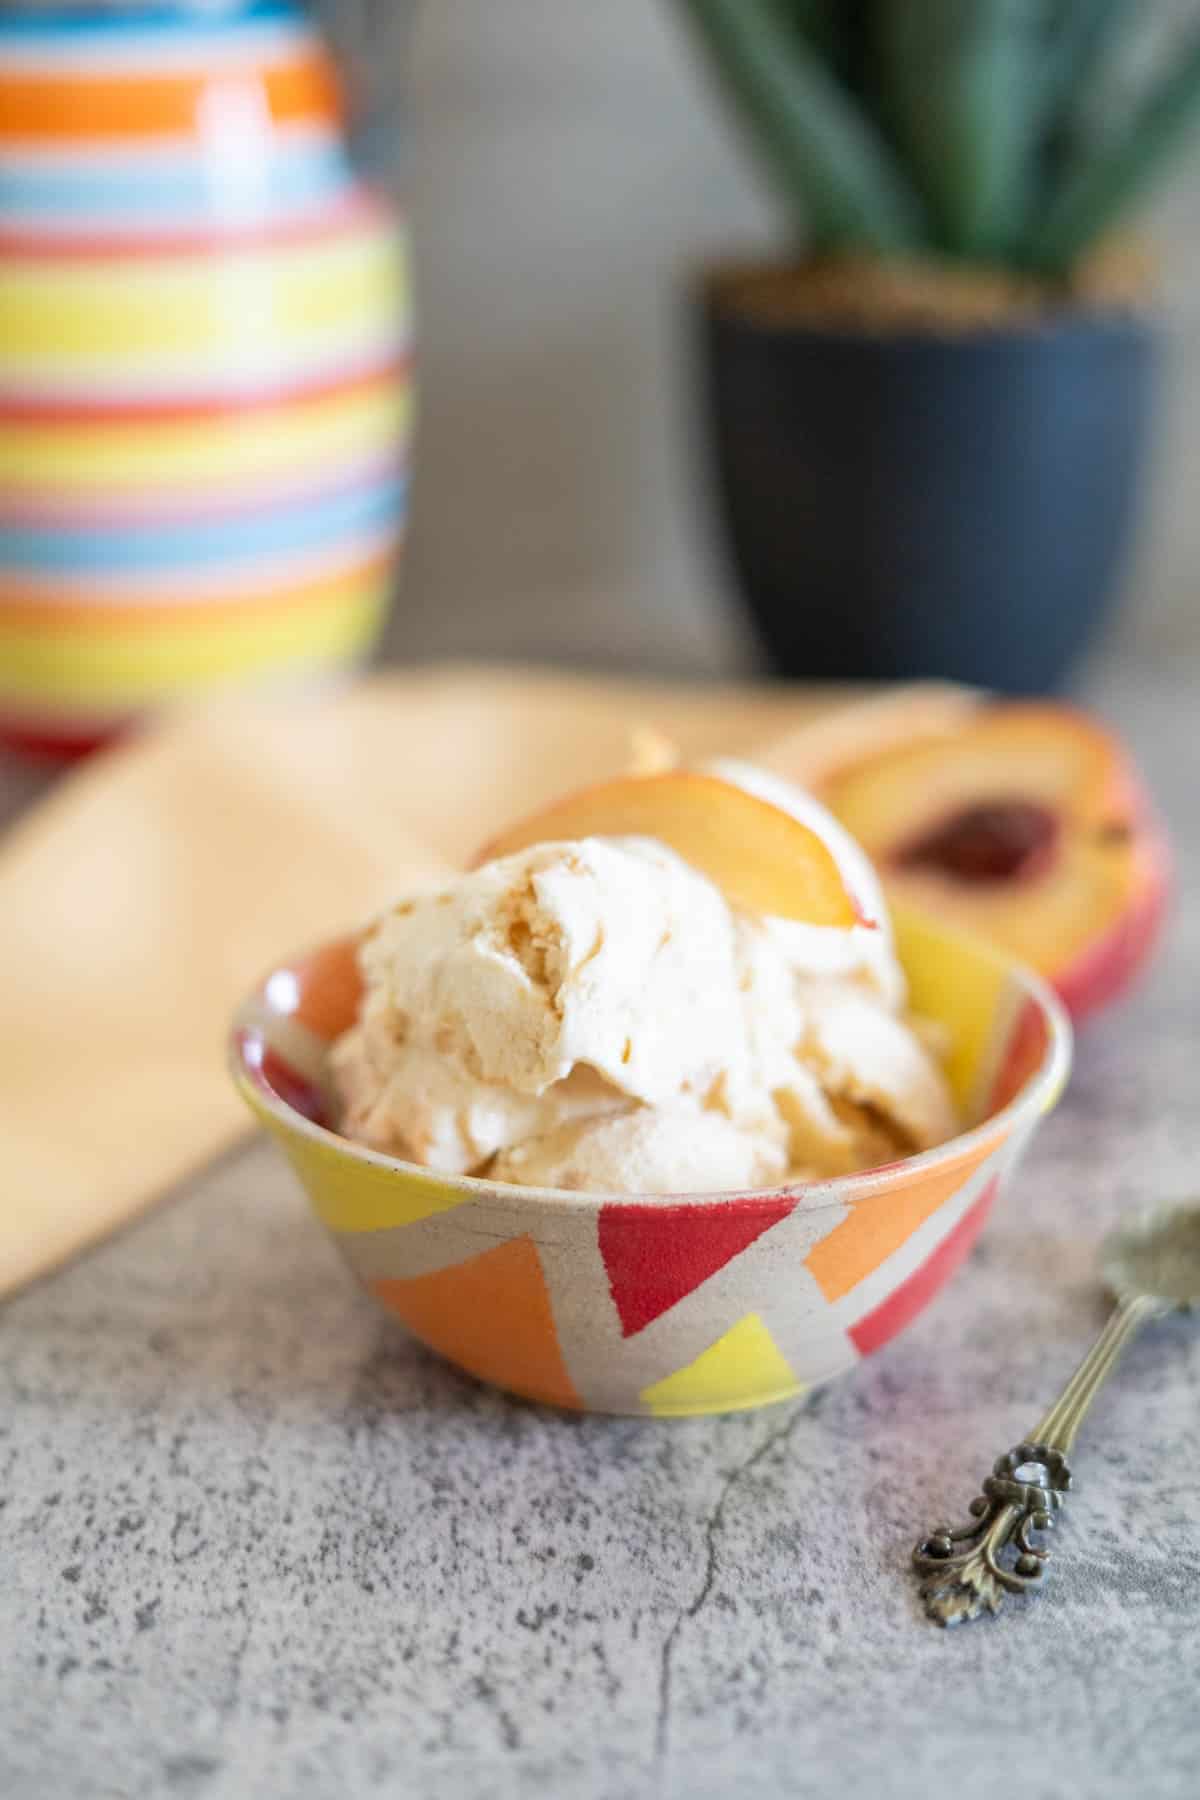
(0, 664), (973, 1297)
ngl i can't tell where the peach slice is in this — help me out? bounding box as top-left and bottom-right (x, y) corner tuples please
(475, 769), (861, 927)
(817, 703), (1170, 1025)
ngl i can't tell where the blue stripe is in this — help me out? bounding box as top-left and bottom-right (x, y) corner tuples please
(0, 4), (303, 35)
(0, 139), (352, 224)
(0, 475), (407, 577)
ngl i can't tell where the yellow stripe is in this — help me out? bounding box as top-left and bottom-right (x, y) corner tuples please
(0, 578), (388, 706)
(269, 1126), (474, 1235)
(0, 232), (408, 364)
(0, 383), (411, 493)
(639, 1314), (801, 1418)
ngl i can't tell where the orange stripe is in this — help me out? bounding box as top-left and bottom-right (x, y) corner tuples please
(293, 936), (366, 1042)
(0, 356), (406, 430)
(805, 1130), (1006, 1303)
(0, 54), (341, 141)
(0, 548), (395, 633)
(373, 1237), (583, 1411)
(0, 353), (407, 426)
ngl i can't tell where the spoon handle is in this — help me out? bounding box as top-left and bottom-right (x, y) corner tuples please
(1032, 1291), (1164, 1453)
(913, 1292), (1163, 1625)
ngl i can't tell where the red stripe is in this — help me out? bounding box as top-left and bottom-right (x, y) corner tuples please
(0, 351), (410, 425)
(598, 1196), (797, 1338)
(989, 999), (1048, 1114)
(848, 1177), (999, 1358)
(0, 716), (124, 761)
(0, 188), (393, 261)
(260, 1045), (330, 1128)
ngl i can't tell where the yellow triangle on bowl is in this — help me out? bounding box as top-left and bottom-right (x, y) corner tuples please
(640, 1312), (800, 1417)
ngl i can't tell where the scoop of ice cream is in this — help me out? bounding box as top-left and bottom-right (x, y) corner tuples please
(333, 1036), (625, 1174)
(332, 807), (958, 1194)
(332, 835), (762, 1176)
(341, 834), (746, 1099)
(490, 1101), (788, 1194)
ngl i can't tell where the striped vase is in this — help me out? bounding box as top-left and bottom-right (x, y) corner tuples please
(0, 1), (412, 757)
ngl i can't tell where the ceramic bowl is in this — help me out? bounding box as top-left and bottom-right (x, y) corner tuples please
(230, 910), (1071, 1417)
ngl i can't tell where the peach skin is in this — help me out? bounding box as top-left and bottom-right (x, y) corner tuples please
(815, 703), (1170, 1027)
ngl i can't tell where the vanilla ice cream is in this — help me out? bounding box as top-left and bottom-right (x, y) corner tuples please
(331, 776), (957, 1194)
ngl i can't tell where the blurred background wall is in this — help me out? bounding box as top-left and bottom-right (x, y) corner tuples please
(390, 0), (1200, 679)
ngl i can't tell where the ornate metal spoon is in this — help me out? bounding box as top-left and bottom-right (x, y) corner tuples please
(914, 1200), (1199, 1626)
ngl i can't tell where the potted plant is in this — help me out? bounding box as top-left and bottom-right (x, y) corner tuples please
(673, 0), (1200, 692)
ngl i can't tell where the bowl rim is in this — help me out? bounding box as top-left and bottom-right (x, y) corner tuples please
(228, 923), (1073, 1216)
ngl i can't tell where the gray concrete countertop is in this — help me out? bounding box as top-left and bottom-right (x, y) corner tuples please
(2, 663), (1198, 1800)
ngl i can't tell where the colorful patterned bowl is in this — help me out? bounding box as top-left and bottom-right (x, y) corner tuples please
(230, 911), (1071, 1416)
(0, 2), (411, 756)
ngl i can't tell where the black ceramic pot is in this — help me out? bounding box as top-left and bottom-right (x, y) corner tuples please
(701, 285), (1157, 693)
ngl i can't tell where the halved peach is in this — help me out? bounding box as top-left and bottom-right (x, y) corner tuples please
(817, 703), (1170, 1025)
(475, 769), (861, 927)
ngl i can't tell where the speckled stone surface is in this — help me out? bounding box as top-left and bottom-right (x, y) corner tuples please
(2, 664), (1199, 1800)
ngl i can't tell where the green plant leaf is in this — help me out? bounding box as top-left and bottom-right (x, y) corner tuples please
(1026, 30), (1200, 270)
(798, 0), (881, 104)
(777, 0), (870, 90)
(673, 0), (926, 252)
(1041, 0), (1132, 126)
(778, 0), (845, 62)
(877, 0), (1053, 258)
